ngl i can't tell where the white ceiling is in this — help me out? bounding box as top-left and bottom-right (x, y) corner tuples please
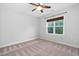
(3, 3), (76, 18)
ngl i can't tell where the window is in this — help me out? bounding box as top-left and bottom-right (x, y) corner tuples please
(55, 20), (63, 34)
(47, 16), (64, 34)
(48, 22), (54, 33)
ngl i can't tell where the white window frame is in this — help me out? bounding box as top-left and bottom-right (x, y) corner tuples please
(46, 16), (64, 35)
(47, 21), (54, 34)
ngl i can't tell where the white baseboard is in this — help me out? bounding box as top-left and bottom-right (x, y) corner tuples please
(1, 37), (79, 49)
(40, 38), (79, 48)
(0, 37), (37, 48)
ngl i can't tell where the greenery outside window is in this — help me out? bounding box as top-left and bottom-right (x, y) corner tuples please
(47, 16), (64, 34)
(48, 22), (54, 33)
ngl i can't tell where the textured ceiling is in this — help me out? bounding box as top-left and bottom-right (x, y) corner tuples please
(2, 3), (76, 18)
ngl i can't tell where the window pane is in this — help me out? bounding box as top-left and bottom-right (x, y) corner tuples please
(55, 20), (63, 27)
(48, 22), (54, 27)
(55, 27), (63, 34)
(48, 27), (53, 33)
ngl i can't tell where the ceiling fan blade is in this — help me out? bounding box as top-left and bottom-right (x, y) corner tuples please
(29, 3), (38, 6)
(32, 8), (36, 12)
(43, 6), (51, 8)
(44, 6), (51, 8)
(40, 10), (43, 13)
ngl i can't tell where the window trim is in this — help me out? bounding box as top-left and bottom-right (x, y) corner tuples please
(46, 16), (64, 35)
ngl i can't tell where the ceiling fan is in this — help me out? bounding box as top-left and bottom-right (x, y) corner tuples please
(29, 3), (51, 13)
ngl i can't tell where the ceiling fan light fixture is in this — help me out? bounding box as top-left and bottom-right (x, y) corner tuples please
(29, 3), (51, 13)
(37, 6), (42, 10)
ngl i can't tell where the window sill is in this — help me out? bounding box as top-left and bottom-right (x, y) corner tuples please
(47, 33), (64, 36)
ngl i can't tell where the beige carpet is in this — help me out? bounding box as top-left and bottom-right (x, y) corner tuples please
(0, 39), (79, 56)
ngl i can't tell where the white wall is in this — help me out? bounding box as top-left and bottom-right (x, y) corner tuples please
(0, 3), (39, 48)
(39, 4), (79, 48)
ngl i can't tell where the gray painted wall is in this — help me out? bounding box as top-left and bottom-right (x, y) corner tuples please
(0, 4), (39, 48)
(39, 4), (79, 48)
